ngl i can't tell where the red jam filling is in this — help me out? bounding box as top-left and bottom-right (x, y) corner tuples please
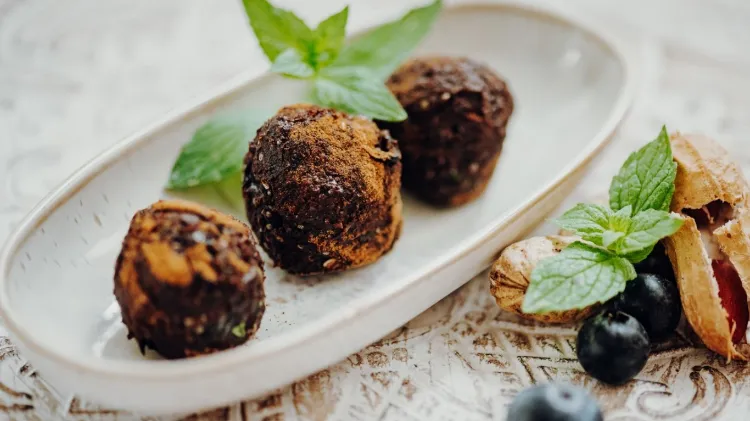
(713, 259), (749, 343)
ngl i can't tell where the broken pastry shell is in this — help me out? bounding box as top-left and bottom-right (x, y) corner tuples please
(670, 133), (750, 211)
(715, 208), (750, 289)
(489, 235), (596, 323)
(665, 133), (750, 360)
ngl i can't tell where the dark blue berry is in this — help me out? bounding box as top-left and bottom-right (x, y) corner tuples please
(634, 242), (675, 281)
(506, 383), (603, 421)
(577, 311), (649, 385)
(610, 273), (681, 341)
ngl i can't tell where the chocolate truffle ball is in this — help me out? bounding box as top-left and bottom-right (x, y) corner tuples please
(380, 56), (514, 206)
(114, 200), (265, 359)
(243, 104), (402, 275)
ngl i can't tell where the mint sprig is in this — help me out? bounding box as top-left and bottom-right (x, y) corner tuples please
(609, 127), (677, 214)
(242, 0), (315, 63)
(524, 242), (636, 314)
(523, 127), (684, 314)
(331, 0), (444, 80)
(166, 110), (270, 190)
(167, 1), (442, 190)
(312, 6), (349, 68)
(313, 67), (408, 121)
(241, 0), (442, 121)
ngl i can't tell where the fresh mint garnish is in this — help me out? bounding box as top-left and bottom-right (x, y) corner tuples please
(555, 203), (613, 246)
(331, 0), (443, 80)
(231, 322), (247, 338)
(608, 209), (683, 256)
(166, 1), (442, 188)
(270, 49), (315, 79)
(523, 242), (636, 314)
(241, 0), (442, 121)
(166, 110), (269, 190)
(609, 127), (677, 214)
(313, 67), (408, 121)
(312, 6), (349, 68)
(242, 0), (315, 63)
(523, 127), (684, 314)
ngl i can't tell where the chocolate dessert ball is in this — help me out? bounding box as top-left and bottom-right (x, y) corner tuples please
(114, 200), (265, 359)
(243, 104), (402, 275)
(381, 56), (514, 206)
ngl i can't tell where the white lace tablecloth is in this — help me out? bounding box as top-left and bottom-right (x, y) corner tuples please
(3, 0), (750, 419)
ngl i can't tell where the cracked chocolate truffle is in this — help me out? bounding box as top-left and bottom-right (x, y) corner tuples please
(380, 56), (514, 206)
(114, 200), (265, 359)
(243, 104), (402, 275)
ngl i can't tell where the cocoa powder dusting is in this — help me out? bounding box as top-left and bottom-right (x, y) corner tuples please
(243, 104), (403, 275)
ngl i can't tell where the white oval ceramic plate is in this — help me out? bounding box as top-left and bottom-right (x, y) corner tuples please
(0, 0), (635, 415)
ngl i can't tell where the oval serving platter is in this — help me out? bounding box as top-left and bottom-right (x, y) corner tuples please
(0, 0), (636, 415)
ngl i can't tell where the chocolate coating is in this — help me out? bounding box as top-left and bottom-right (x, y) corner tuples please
(243, 104), (402, 275)
(114, 200), (265, 359)
(381, 56), (514, 206)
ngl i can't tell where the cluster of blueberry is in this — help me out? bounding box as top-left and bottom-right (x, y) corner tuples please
(506, 244), (681, 420)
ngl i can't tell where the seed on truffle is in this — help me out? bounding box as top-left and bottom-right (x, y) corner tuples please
(242, 104), (403, 275)
(114, 200), (265, 359)
(380, 56), (514, 207)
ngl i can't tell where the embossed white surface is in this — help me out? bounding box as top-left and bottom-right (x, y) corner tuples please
(2, 0), (750, 420)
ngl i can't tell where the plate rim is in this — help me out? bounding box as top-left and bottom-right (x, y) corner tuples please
(0, 0), (638, 381)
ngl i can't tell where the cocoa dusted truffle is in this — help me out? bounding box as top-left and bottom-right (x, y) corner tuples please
(380, 56), (514, 206)
(114, 200), (265, 359)
(243, 104), (402, 275)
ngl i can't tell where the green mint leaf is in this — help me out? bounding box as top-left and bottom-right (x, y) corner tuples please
(609, 205), (633, 231)
(622, 244), (656, 264)
(611, 210), (684, 257)
(313, 67), (407, 121)
(166, 110), (269, 189)
(555, 203), (612, 246)
(601, 230), (625, 249)
(522, 242), (636, 314)
(231, 322), (247, 338)
(270, 49), (315, 78)
(313, 6), (349, 69)
(331, 0), (443, 80)
(242, 0), (314, 62)
(609, 126), (677, 214)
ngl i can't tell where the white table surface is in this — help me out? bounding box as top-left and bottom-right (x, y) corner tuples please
(3, 0), (750, 419)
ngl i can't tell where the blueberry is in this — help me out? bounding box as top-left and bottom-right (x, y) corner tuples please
(506, 383), (602, 421)
(634, 243), (675, 281)
(576, 311), (650, 385)
(610, 273), (681, 341)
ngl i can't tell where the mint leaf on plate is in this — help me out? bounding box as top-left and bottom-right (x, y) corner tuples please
(609, 126), (677, 214)
(522, 242), (636, 314)
(555, 203), (613, 246)
(313, 67), (407, 121)
(270, 49), (316, 78)
(312, 6), (349, 69)
(167, 110), (269, 189)
(610, 209), (683, 256)
(242, 0), (314, 62)
(332, 0), (443, 80)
